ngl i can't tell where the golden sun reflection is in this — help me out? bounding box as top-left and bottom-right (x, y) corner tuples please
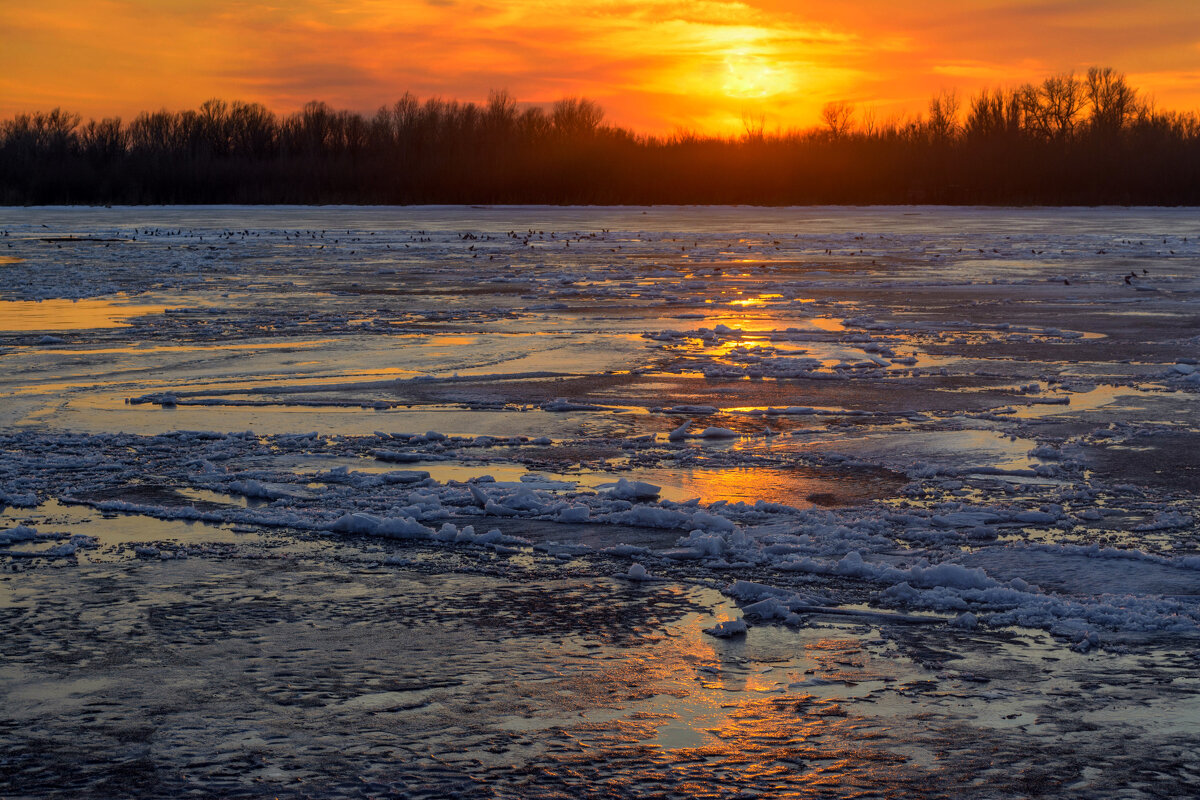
(632, 613), (901, 790)
(810, 317), (846, 332)
(728, 293), (784, 307)
(671, 467), (832, 507)
(0, 298), (167, 332)
(702, 314), (783, 331)
(712, 337), (766, 355)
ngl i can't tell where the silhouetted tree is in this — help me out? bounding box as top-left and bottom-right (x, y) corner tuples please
(551, 97), (604, 137)
(820, 101), (855, 139)
(926, 90), (960, 142)
(2, 69), (1199, 206)
(1086, 67), (1139, 135)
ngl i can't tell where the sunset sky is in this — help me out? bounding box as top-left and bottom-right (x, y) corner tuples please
(3, 0), (1199, 134)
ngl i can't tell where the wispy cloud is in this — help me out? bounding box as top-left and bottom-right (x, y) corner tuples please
(3, 0), (1198, 132)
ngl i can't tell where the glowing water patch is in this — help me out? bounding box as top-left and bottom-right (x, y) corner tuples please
(0, 297), (165, 331)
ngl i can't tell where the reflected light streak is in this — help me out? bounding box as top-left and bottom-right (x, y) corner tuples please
(728, 293), (785, 307)
(669, 467), (828, 507)
(810, 317), (846, 332)
(639, 621), (893, 790)
(0, 298), (167, 332)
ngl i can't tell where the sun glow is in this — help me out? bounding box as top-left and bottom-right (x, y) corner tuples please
(722, 50), (793, 98)
(3, 1), (1200, 135)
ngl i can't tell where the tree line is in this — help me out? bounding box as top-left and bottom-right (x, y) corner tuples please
(3, 68), (1199, 205)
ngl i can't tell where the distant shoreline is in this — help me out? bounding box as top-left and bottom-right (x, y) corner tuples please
(4, 71), (1200, 207)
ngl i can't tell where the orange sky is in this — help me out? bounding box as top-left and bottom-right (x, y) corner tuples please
(3, 0), (1200, 134)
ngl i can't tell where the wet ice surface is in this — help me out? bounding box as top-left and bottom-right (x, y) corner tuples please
(1, 205), (1199, 798)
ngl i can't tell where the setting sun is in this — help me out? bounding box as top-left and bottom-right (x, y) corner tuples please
(722, 50), (793, 99)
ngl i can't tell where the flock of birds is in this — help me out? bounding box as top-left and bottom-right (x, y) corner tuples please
(0, 227), (1188, 290)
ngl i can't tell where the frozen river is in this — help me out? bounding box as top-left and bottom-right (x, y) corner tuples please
(1, 205), (1199, 797)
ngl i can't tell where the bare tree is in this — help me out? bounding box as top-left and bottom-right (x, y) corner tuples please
(965, 89), (1004, 139)
(668, 126), (701, 146)
(518, 106), (551, 138)
(926, 90), (960, 141)
(741, 110), (765, 142)
(821, 100), (855, 139)
(485, 89), (518, 137)
(859, 106), (878, 137)
(228, 102), (275, 157)
(551, 97), (604, 137)
(1086, 67), (1138, 134)
(1024, 72), (1086, 140)
(4, 75), (1200, 206)
(79, 117), (125, 160)
(16, 109), (83, 154)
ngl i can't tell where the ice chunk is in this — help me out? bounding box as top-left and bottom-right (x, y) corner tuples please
(542, 398), (606, 411)
(0, 525), (38, 546)
(328, 513), (434, 539)
(606, 478), (661, 500)
(1013, 510), (1058, 524)
(382, 470), (432, 484)
(469, 484), (489, 507)
(704, 618), (748, 638)
(742, 597), (791, 620)
(951, 612), (979, 629)
(557, 506), (591, 523)
(679, 530), (726, 556)
(374, 449), (425, 463)
(626, 563), (651, 581)
(698, 427), (739, 439)
(688, 512), (736, 533)
(228, 479), (292, 499)
(603, 543), (650, 557)
(664, 405), (718, 415)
